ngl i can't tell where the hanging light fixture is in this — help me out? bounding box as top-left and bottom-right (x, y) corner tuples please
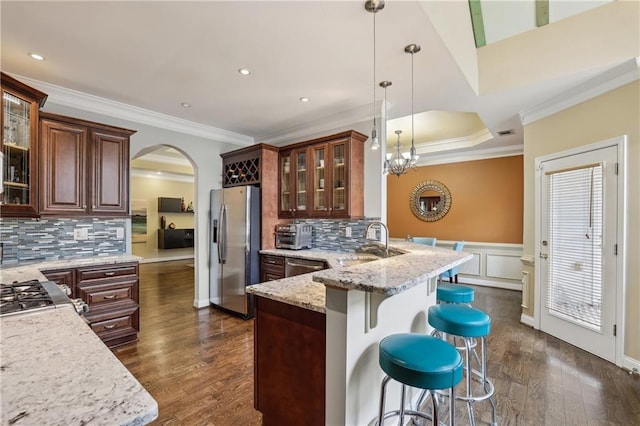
(384, 44), (421, 177)
(365, 0), (384, 150)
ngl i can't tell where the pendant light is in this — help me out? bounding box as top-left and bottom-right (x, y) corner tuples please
(406, 43), (420, 166)
(384, 44), (421, 177)
(365, 0), (384, 150)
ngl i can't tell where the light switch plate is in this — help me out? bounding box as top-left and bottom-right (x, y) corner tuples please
(116, 228), (125, 239)
(73, 228), (89, 241)
(367, 228), (377, 240)
(345, 226), (352, 237)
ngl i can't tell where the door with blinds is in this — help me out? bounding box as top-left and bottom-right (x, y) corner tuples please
(539, 145), (618, 362)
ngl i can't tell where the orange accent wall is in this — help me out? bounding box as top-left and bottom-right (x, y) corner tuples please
(387, 155), (523, 243)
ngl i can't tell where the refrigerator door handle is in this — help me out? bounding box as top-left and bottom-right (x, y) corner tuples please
(219, 204), (227, 264)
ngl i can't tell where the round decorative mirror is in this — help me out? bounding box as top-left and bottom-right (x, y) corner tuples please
(409, 180), (452, 222)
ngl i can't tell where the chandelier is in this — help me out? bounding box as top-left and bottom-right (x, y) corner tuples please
(384, 44), (421, 177)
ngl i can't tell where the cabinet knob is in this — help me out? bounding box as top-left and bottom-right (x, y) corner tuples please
(83, 205), (87, 209)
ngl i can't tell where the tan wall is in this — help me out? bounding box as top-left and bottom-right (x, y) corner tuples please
(131, 176), (195, 259)
(387, 156), (523, 243)
(523, 81), (639, 361)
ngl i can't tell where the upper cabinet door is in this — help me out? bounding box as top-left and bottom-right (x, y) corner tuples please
(90, 130), (130, 215)
(278, 150), (293, 218)
(39, 118), (88, 215)
(294, 149), (308, 215)
(39, 112), (135, 217)
(309, 145), (329, 217)
(329, 139), (348, 217)
(1, 73), (47, 217)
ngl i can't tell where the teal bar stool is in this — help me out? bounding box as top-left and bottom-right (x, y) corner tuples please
(437, 283), (474, 304)
(428, 304), (497, 426)
(440, 242), (465, 283)
(411, 236), (437, 247)
(378, 333), (463, 426)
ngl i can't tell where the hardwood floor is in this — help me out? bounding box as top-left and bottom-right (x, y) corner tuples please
(114, 260), (640, 425)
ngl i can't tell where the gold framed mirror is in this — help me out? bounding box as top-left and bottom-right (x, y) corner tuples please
(409, 180), (452, 222)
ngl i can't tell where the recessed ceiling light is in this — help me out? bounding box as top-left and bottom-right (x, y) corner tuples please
(29, 53), (45, 61)
(238, 68), (251, 76)
(299, 97), (310, 103)
(156, 171), (162, 175)
(180, 102), (191, 108)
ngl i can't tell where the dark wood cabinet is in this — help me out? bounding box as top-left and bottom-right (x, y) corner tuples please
(221, 143), (279, 188)
(42, 268), (76, 298)
(254, 296), (326, 425)
(278, 130), (366, 219)
(1, 72), (47, 218)
(260, 254), (285, 282)
(39, 112), (135, 216)
(76, 262), (140, 348)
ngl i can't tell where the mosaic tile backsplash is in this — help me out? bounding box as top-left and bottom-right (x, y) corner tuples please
(294, 217), (382, 252)
(0, 217), (128, 266)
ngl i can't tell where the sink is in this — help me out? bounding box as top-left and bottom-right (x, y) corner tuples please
(336, 257), (378, 267)
(355, 243), (405, 258)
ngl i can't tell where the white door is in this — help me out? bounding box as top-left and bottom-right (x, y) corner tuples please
(538, 145), (618, 362)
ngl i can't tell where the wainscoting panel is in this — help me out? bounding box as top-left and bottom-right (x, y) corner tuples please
(486, 254), (523, 280)
(437, 241), (523, 291)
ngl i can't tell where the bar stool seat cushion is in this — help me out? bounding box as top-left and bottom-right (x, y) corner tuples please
(428, 304), (491, 338)
(437, 283), (475, 303)
(379, 333), (463, 390)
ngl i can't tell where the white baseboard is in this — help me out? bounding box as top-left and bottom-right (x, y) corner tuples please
(194, 298), (210, 309)
(457, 276), (522, 291)
(623, 356), (640, 374)
(520, 314), (535, 328)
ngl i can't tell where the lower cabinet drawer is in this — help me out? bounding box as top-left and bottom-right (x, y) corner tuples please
(77, 263), (139, 282)
(86, 302), (140, 348)
(78, 279), (136, 306)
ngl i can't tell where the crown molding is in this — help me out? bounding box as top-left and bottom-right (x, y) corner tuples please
(257, 101), (382, 146)
(414, 144), (523, 167)
(413, 128), (493, 154)
(520, 57), (640, 125)
(131, 168), (194, 183)
(11, 74), (254, 147)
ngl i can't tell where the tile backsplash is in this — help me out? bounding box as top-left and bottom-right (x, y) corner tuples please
(0, 217), (128, 266)
(294, 217), (382, 252)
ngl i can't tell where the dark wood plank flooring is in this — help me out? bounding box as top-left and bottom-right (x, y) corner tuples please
(114, 260), (640, 425)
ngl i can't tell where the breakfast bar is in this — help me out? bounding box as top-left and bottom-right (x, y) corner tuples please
(247, 241), (472, 426)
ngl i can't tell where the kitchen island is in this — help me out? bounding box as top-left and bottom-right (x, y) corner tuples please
(0, 255), (158, 426)
(248, 241), (472, 426)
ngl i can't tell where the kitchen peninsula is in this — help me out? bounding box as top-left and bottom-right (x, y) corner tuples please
(247, 241), (472, 426)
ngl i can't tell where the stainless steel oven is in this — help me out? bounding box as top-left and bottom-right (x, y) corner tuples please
(274, 224), (313, 250)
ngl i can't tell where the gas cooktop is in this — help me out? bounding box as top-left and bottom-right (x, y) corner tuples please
(0, 280), (71, 317)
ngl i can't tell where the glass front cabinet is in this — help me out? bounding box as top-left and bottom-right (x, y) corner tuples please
(278, 130), (366, 219)
(279, 147), (309, 218)
(1, 73), (47, 217)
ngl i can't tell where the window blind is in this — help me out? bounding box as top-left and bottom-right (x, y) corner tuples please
(546, 163), (603, 330)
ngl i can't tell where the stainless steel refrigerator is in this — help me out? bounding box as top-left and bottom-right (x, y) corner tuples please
(210, 186), (260, 318)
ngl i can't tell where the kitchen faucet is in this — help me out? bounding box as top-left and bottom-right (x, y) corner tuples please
(365, 221), (389, 257)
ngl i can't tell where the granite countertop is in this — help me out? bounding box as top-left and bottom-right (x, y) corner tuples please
(1, 306), (158, 426)
(248, 241), (472, 312)
(0, 254), (142, 283)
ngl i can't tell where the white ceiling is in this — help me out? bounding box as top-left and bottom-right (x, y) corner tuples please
(0, 1), (632, 160)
